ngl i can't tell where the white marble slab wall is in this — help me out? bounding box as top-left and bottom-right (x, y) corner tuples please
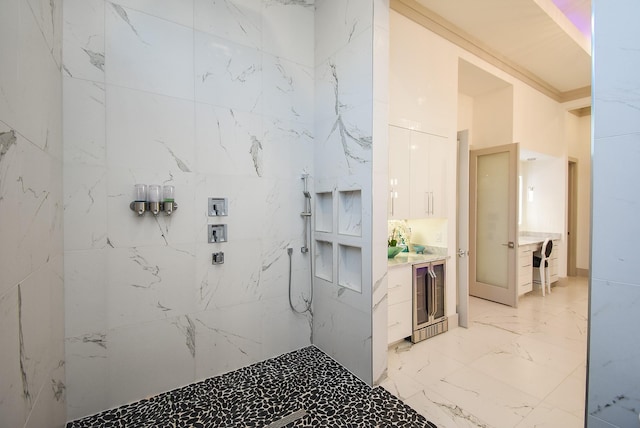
(0, 0), (66, 427)
(63, 0), (315, 420)
(588, 1), (640, 427)
(312, 0), (375, 384)
(371, 0), (390, 386)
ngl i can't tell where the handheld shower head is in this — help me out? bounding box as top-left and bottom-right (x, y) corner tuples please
(303, 191), (311, 198)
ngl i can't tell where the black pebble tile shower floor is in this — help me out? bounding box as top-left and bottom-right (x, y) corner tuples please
(66, 346), (437, 427)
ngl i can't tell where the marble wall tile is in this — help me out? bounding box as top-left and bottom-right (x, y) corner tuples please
(0, 0), (21, 130)
(106, 245), (197, 330)
(0, 286), (28, 428)
(262, 54), (314, 126)
(314, 0), (373, 65)
(312, 289), (372, 382)
(315, 30), (373, 123)
(113, 0), (194, 28)
(62, 0), (104, 81)
(64, 165), (108, 251)
(64, 250), (108, 338)
(16, 0), (62, 153)
(107, 317), (196, 406)
(259, 295), (312, 358)
(26, 0), (62, 67)
(62, 77), (105, 166)
(194, 0), (262, 50)
(105, 3), (194, 99)
(591, 133), (640, 285)
(194, 103), (264, 176)
(194, 302), (263, 380)
(314, 104), (373, 179)
(105, 85), (195, 172)
(19, 270), (52, 400)
(587, 279), (640, 427)
(0, 125), (54, 296)
(592, 0), (640, 139)
(261, 0), (314, 67)
(64, 335), (108, 421)
(1, 0), (63, 427)
(193, 240), (264, 311)
(261, 119), (314, 179)
(195, 31), (262, 113)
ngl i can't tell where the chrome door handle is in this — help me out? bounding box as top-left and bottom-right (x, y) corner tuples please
(501, 242), (515, 248)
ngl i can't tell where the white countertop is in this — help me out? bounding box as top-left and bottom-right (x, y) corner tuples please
(387, 251), (448, 267)
(518, 236), (545, 246)
(518, 233), (562, 247)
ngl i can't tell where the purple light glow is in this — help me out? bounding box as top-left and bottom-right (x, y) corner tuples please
(551, 0), (592, 38)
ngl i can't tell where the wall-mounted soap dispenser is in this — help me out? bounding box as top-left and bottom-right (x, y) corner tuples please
(130, 184), (178, 216)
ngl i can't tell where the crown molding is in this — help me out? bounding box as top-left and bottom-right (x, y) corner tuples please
(390, 0), (591, 103)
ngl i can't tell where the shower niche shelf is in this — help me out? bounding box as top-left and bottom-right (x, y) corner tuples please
(338, 244), (362, 293)
(338, 190), (362, 237)
(315, 240), (333, 282)
(315, 191), (333, 233)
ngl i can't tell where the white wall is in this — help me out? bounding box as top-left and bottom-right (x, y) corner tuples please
(0, 0), (66, 426)
(520, 157), (566, 234)
(472, 86), (514, 149)
(588, 2), (640, 426)
(63, 0), (316, 419)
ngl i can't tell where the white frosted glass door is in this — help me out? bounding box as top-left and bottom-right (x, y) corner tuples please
(469, 144), (518, 307)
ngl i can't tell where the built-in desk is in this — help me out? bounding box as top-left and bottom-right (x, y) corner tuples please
(517, 235), (561, 295)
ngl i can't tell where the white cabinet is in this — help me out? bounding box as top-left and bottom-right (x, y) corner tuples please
(389, 125), (448, 220)
(387, 265), (412, 344)
(388, 126), (411, 219)
(518, 244), (535, 295)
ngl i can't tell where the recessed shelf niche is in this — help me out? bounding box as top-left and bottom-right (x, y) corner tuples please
(338, 244), (362, 293)
(315, 191), (333, 233)
(338, 189), (362, 237)
(315, 240), (333, 282)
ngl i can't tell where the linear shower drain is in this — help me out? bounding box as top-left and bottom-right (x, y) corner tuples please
(264, 409), (307, 428)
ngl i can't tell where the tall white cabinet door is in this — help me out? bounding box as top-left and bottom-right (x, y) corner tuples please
(409, 131), (448, 219)
(428, 135), (448, 218)
(409, 131), (430, 218)
(388, 125), (411, 219)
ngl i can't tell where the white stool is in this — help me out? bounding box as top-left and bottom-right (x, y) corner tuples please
(533, 238), (553, 296)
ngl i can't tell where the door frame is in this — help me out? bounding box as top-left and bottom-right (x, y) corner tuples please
(567, 158), (578, 276)
(456, 130), (469, 327)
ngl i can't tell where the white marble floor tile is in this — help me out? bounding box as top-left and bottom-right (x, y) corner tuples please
(468, 349), (570, 400)
(514, 402), (584, 428)
(428, 367), (540, 427)
(387, 340), (466, 384)
(544, 365), (587, 418)
(404, 387), (492, 428)
(386, 276), (588, 427)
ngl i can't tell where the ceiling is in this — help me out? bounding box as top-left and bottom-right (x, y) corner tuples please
(393, 0), (592, 103)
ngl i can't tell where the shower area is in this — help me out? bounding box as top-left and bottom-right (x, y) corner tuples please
(57, 0), (388, 422)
